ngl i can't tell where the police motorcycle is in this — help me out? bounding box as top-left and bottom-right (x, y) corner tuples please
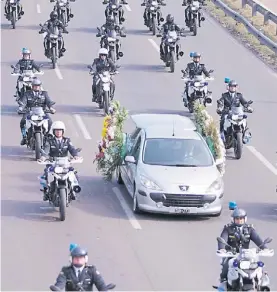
(18, 106), (55, 160)
(104, 0), (124, 25)
(38, 153), (83, 221)
(50, 283), (116, 291)
(217, 81), (253, 160)
(52, 0), (75, 26)
(213, 236), (274, 291)
(181, 69), (214, 113)
(88, 66), (118, 115)
(157, 27), (184, 73)
(98, 30), (124, 63)
(10, 65), (44, 101)
(186, 0), (205, 36)
(5, 0), (24, 29)
(39, 24), (67, 69)
(144, 0), (164, 35)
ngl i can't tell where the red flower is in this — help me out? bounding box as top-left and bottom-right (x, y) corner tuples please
(102, 140), (107, 148)
(107, 135), (114, 141)
(98, 152), (104, 158)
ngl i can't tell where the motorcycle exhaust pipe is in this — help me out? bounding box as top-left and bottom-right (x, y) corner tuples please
(73, 185), (81, 193)
(160, 17), (164, 22)
(61, 48), (66, 52)
(69, 13), (74, 18)
(179, 51), (184, 57)
(118, 52), (124, 57)
(201, 16), (205, 21)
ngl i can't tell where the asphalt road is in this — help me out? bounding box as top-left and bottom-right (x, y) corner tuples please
(1, 0), (277, 290)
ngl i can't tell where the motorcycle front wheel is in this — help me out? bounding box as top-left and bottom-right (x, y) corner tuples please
(34, 132), (42, 160)
(51, 47), (57, 69)
(170, 50), (175, 73)
(11, 9), (16, 29)
(234, 132), (243, 159)
(59, 188), (67, 221)
(103, 91), (110, 115)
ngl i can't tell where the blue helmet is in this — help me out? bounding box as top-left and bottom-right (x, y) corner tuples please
(69, 243), (78, 252)
(22, 48), (31, 55)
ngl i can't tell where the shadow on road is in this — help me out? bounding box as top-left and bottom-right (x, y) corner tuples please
(70, 27), (98, 34)
(1, 199), (58, 222)
(129, 108), (191, 117)
(58, 63), (88, 71)
(1, 104), (19, 116)
(1, 145), (34, 161)
(122, 63), (165, 72)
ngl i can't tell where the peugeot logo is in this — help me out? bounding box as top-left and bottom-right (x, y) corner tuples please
(179, 185), (189, 191)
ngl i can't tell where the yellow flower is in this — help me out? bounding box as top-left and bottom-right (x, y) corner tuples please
(101, 128), (107, 138)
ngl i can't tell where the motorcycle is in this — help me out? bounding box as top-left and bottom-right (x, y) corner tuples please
(105, 1), (124, 25)
(53, 0), (74, 26)
(144, 0), (164, 35)
(88, 67), (118, 115)
(157, 30), (184, 73)
(18, 106), (55, 160)
(181, 72), (214, 113)
(186, 0), (205, 36)
(38, 156), (83, 221)
(10, 65), (44, 100)
(218, 102), (253, 160)
(6, 0), (24, 29)
(50, 283), (116, 291)
(214, 236), (274, 291)
(39, 24), (67, 69)
(100, 30), (124, 63)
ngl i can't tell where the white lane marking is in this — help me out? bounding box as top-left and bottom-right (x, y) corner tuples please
(124, 4), (131, 11)
(73, 114), (91, 140)
(54, 65), (63, 80)
(247, 146), (277, 176)
(40, 206), (54, 209)
(112, 187), (142, 230)
(36, 4), (41, 13)
(148, 38), (160, 53)
(68, 116), (80, 137)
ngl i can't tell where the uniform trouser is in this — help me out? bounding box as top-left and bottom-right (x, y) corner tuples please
(105, 8), (124, 21)
(92, 75), (115, 99)
(220, 258), (229, 280)
(5, 2), (23, 15)
(219, 114), (225, 132)
(43, 36), (65, 54)
(20, 113), (53, 135)
(185, 7), (190, 22)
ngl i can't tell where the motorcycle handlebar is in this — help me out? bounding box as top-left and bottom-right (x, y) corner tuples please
(37, 157), (84, 165)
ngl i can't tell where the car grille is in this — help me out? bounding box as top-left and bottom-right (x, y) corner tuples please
(163, 194), (216, 208)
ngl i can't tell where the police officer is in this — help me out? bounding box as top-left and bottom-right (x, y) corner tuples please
(159, 14), (181, 60)
(97, 15), (126, 37)
(50, 245), (109, 291)
(216, 80), (252, 136)
(39, 121), (80, 200)
(89, 48), (117, 102)
(18, 79), (55, 145)
(39, 11), (69, 58)
(182, 52), (211, 105)
(218, 208), (267, 283)
(50, 0), (75, 24)
(12, 48), (42, 98)
(104, 0), (125, 25)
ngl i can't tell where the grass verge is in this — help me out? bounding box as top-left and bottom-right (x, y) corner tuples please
(204, 0), (277, 70)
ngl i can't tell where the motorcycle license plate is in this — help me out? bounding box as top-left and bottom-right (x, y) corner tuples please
(175, 208), (190, 214)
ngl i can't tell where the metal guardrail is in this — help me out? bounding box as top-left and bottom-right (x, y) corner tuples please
(208, 0), (277, 53)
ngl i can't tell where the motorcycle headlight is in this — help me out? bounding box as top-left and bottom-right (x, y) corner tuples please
(31, 115), (40, 121)
(50, 34), (58, 39)
(232, 114), (239, 121)
(191, 7), (197, 10)
(107, 37), (116, 42)
(112, 4), (116, 8)
(150, 6), (155, 10)
(167, 38), (173, 42)
(140, 174), (162, 191)
(54, 167), (64, 174)
(206, 178), (223, 194)
(23, 77), (30, 82)
(101, 77), (110, 83)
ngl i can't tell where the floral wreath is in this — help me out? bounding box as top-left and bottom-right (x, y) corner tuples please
(93, 100), (129, 180)
(193, 101), (226, 176)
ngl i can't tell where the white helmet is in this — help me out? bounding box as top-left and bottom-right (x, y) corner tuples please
(98, 48), (108, 56)
(51, 121), (66, 134)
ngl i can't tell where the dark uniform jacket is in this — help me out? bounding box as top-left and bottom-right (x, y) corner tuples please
(218, 223), (265, 252)
(217, 92), (248, 113)
(90, 58), (116, 73)
(14, 59), (41, 73)
(19, 90), (55, 109)
(162, 22), (180, 34)
(43, 136), (78, 158)
(54, 265), (108, 291)
(184, 62), (210, 78)
(42, 19), (67, 33)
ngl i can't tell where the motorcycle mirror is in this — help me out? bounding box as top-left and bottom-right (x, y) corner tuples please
(76, 148), (82, 152)
(217, 237), (228, 247)
(87, 65), (92, 69)
(11, 65), (15, 69)
(209, 69), (214, 73)
(50, 285), (60, 291)
(39, 64), (44, 68)
(181, 69), (185, 74)
(248, 100), (253, 105)
(39, 23), (43, 27)
(160, 17), (164, 22)
(106, 284), (116, 290)
(263, 237), (273, 245)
